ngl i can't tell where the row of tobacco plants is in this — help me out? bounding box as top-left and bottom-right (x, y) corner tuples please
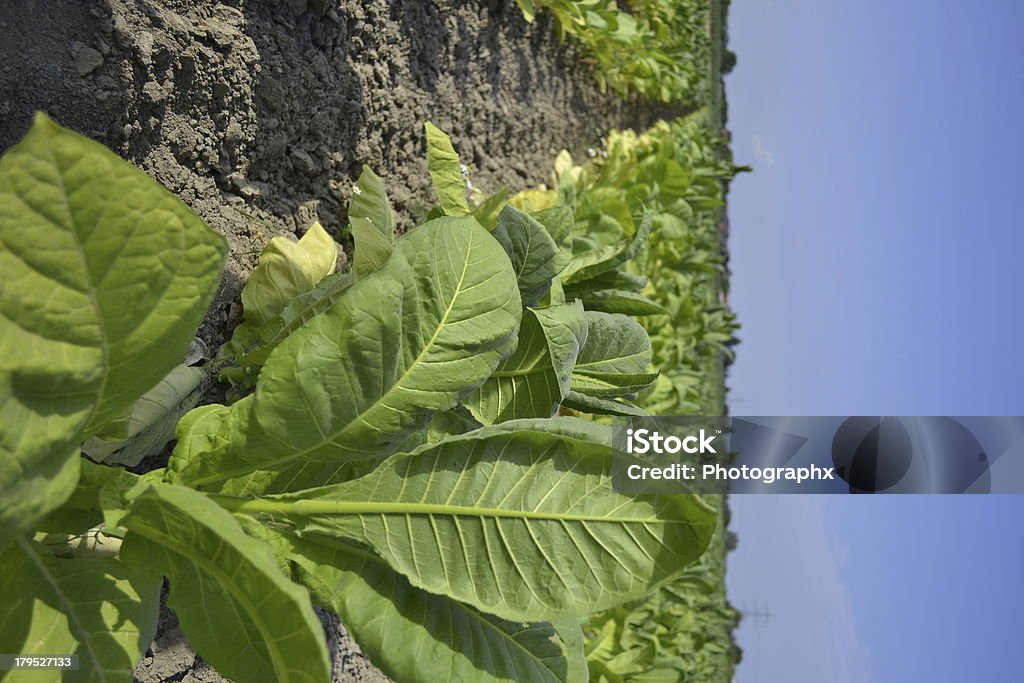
(515, 0), (714, 104)
(540, 112), (748, 681)
(0, 105), (742, 682)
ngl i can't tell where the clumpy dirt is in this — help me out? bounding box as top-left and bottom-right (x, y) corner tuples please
(0, 0), (682, 680)
(0, 0), (680, 351)
(134, 589), (389, 683)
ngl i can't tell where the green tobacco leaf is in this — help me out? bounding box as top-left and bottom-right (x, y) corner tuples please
(425, 406), (482, 444)
(228, 270), (355, 378)
(425, 122), (470, 216)
(0, 113), (226, 546)
(561, 390), (649, 417)
(171, 217), (521, 493)
(78, 459), (152, 530)
(563, 209), (652, 284)
(167, 402), (235, 482)
(82, 364), (204, 467)
(515, 0), (537, 22)
(280, 530), (587, 683)
(466, 302), (587, 424)
(531, 205), (575, 249)
(473, 186), (510, 231)
(0, 538), (160, 682)
(121, 484), (330, 683)
(545, 278), (567, 307)
(493, 205), (571, 305)
(572, 312), (655, 399)
(219, 418), (717, 622)
(555, 618), (588, 683)
(241, 222), (337, 326)
(563, 269), (648, 296)
(168, 397), (380, 498)
(572, 372), (659, 398)
(349, 165), (394, 279)
(579, 290), (668, 316)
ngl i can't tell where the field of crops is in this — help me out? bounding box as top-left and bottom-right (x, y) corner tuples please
(0, 0), (741, 681)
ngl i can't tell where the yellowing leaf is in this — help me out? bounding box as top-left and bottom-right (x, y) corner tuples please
(241, 222), (337, 326)
(510, 187), (558, 212)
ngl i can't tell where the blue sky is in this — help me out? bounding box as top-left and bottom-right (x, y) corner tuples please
(724, 1), (1024, 681)
(726, 0), (1024, 417)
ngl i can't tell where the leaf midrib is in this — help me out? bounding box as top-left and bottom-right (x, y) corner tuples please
(210, 495), (696, 527)
(50, 145), (111, 431)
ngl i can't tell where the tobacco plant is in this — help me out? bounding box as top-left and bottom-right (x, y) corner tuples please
(0, 116), (717, 682)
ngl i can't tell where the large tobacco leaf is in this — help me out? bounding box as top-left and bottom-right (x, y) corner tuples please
(0, 538), (161, 682)
(0, 113), (226, 546)
(264, 528), (588, 683)
(466, 302), (587, 424)
(170, 217), (521, 492)
(121, 484), (330, 683)
(216, 418), (717, 622)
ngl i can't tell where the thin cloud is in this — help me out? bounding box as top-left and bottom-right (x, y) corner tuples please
(727, 496), (877, 683)
(752, 135), (776, 166)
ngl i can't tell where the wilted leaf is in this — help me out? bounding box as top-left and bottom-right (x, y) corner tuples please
(82, 364), (204, 467)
